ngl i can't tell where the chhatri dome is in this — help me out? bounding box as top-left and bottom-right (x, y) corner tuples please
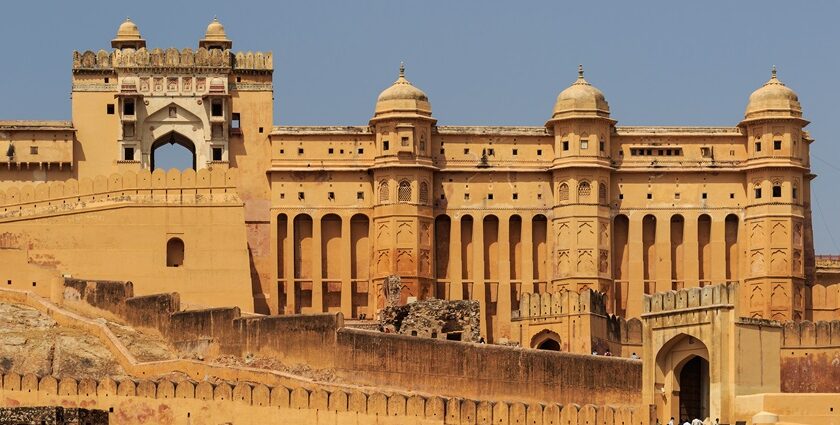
(743, 66), (802, 121)
(199, 17), (232, 50)
(372, 63), (433, 121)
(550, 65), (610, 121)
(111, 18), (146, 49)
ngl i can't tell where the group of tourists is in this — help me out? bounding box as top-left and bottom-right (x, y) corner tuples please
(590, 350), (641, 360)
(667, 416), (719, 425)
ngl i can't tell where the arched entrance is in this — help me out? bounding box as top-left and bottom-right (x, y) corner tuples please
(536, 339), (560, 351)
(531, 329), (562, 351)
(678, 355), (709, 421)
(151, 131), (196, 170)
(655, 334), (710, 423)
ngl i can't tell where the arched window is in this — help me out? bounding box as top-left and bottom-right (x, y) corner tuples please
(792, 181), (799, 201)
(379, 180), (390, 203)
(398, 180), (412, 203)
(599, 182), (607, 204)
(578, 181), (591, 201)
(166, 237), (184, 267)
(772, 182), (782, 198)
(559, 182), (569, 202)
(419, 181), (429, 205)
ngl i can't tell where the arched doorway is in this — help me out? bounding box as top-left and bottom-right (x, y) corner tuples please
(678, 355), (710, 421)
(655, 334), (711, 423)
(151, 131), (196, 170)
(531, 329), (562, 351)
(537, 339), (560, 351)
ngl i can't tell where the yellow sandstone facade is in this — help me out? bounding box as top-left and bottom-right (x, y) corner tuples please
(0, 18), (837, 425)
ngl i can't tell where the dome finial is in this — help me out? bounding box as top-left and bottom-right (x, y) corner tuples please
(399, 62), (405, 78)
(578, 64), (584, 79)
(771, 65), (777, 79)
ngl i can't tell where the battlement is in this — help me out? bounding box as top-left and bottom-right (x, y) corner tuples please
(0, 168), (241, 220)
(72, 48), (272, 72)
(643, 283), (737, 315)
(781, 320), (840, 347)
(514, 289), (609, 319)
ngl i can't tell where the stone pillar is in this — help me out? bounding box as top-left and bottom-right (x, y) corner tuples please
(498, 214), (512, 340)
(341, 215), (353, 318)
(285, 215), (296, 314)
(312, 213), (324, 313)
(656, 213), (672, 293)
(711, 215), (727, 284)
(449, 217), (463, 300)
(522, 214), (535, 294)
(627, 214), (645, 317)
(684, 213), (700, 288)
(474, 214), (487, 337)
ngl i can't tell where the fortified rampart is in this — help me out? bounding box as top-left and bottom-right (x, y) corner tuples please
(779, 320), (840, 393)
(0, 168), (253, 310)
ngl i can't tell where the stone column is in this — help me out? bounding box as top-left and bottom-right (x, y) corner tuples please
(684, 213), (700, 288)
(656, 213), (672, 293)
(627, 214), (645, 317)
(522, 214), (535, 294)
(312, 213), (324, 313)
(498, 214), (512, 340)
(449, 217), (463, 300)
(341, 215), (353, 318)
(285, 215), (296, 314)
(473, 214), (487, 337)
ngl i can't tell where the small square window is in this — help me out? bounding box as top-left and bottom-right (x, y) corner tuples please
(440, 194), (446, 200)
(124, 99), (135, 116)
(106, 104), (115, 115)
(774, 140), (782, 150)
(755, 142), (762, 152)
(674, 193), (680, 200)
(328, 192), (335, 200)
(440, 148), (445, 154)
(383, 141), (390, 151)
(357, 192), (364, 200)
(581, 140), (589, 150)
(104, 77), (110, 84)
(702, 193), (708, 199)
(562, 141), (569, 151)
(280, 193), (285, 200)
(487, 193), (494, 200)
(537, 149), (543, 156)
(464, 148), (470, 154)
(730, 193), (735, 199)
(537, 193), (543, 200)
(646, 193), (652, 200)
(755, 188), (762, 199)
(401, 137), (409, 146)
(231, 112), (241, 129)
(464, 193), (470, 200)
(30, 146), (38, 155)
(772, 185), (782, 198)
(280, 149), (285, 154)
(619, 194), (624, 200)
(792, 187), (798, 199)
(701, 147), (711, 157)
(358, 148), (364, 154)
(730, 150), (735, 156)
(513, 193), (518, 200)
(259, 127), (264, 133)
(212, 147), (223, 161)
(619, 150), (624, 156)
(298, 148), (304, 155)
(600, 141), (605, 152)
(512, 148), (518, 155)
(298, 192), (305, 200)
(237, 76), (242, 83)
(328, 148), (334, 154)
(123, 147), (133, 161)
(211, 100), (223, 117)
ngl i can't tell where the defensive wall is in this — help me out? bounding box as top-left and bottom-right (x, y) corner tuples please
(779, 320), (840, 393)
(512, 290), (643, 356)
(0, 168), (253, 310)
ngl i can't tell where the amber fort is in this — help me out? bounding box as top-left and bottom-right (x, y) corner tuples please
(0, 18), (838, 425)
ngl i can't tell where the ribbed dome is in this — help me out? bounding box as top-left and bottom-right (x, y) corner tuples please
(550, 65), (610, 120)
(744, 67), (802, 120)
(111, 18), (146, 48)
(373, 63), (432, 120)
(204, 18), (228, 40)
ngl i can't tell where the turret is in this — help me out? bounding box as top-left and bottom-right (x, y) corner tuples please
(111, 18), (146, 50)
(199, 18), (232, 50)
(370, 63), (435, 160)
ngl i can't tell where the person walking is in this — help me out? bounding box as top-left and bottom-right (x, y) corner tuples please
(668, 417), (675, 425)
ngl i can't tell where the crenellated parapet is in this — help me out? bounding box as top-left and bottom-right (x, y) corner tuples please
(780, 319), (840, 347)
(72, 48), (272, 72)
(0, 168), (241, 221)
(515, 289), (609, 319)
(643, 283), (737, 315)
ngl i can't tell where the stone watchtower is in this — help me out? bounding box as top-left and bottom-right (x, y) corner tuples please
(545, 66), (616, 301)
(739, 68), (812, 321)
(369, 64), (438, 307)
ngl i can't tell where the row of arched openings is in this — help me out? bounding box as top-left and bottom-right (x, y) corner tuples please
(379, 180), (430, 204)
(558, 181), (607, 204)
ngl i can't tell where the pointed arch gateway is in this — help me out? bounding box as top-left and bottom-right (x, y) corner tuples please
(151, 131), (196, 170)
(654, 333), (710, 423)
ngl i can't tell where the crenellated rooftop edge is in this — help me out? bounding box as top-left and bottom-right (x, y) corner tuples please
(0, 120), (74, 131)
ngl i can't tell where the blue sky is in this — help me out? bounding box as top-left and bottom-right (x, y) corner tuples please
(1, 1), (839, 253)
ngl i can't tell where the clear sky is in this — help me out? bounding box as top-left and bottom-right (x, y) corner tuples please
(1, 1), (839, 253)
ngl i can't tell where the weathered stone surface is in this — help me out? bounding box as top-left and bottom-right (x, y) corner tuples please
(380, 298), (480, 342)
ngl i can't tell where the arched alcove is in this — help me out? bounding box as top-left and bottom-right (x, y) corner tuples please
(166, 237), (185, 267)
